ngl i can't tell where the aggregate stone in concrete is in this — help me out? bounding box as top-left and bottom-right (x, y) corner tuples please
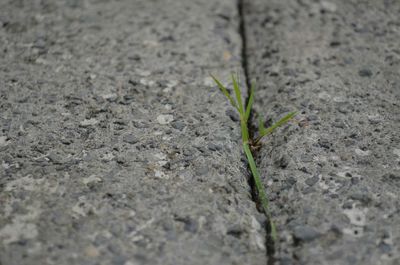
(244, 0), (400, 264)
(0, 1), (266, 264)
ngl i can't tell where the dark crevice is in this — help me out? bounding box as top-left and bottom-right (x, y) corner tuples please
(238, 0), (251, 92)
(238, 0), (277, 264)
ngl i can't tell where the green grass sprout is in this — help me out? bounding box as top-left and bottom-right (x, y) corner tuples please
(211, 73), (296, 242)
(255, 111), (296, 145)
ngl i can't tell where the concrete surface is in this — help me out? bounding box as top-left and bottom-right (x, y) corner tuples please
(2, 0), (400, 264)
(244, 0), (400, 264)
(0, 0), (267, 264)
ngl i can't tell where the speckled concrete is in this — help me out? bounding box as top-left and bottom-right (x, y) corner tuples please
(0, 0), (267, 264)
(244, 0), (400, 264)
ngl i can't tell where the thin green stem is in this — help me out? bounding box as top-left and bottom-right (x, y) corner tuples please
(240, 117), (249, 143)
(243, 142), (277, 241)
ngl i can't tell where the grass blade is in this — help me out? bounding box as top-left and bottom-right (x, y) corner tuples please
(258, 112), (296, 140)
(258, 115), (266, 136)
(245, 81), (255, 122)
(231, 74), (244, 114)
(210, 75), (238, 110)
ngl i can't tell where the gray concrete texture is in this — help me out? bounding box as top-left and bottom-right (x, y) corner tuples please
(0, 0), (265, 264)
(1, 0), (399, 264)
(244, 0), (400, 264)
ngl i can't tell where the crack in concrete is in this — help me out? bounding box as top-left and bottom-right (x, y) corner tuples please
(237, 1), (277, 264)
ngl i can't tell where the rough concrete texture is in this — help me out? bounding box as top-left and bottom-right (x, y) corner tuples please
(244, 0), (400, 264)
(0, 0), (267, 264)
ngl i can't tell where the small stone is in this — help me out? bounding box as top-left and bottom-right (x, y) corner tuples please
(318, 138), (331, 149)
(285, 176), (297, 186)
(82, 175), (103, 186)
(305, 175), (319, 186)
(355, 148), (370, 156)
(367, 114), (381, 125)
(330, 193), (339, 199)
(183, 148), (195, 156)
(321, 1), (337, 12)
(293, 226), (320, 242)
(349, 193), (372, 205)
(302, 186), (315, 195)
(274, 154), (289, 169)
(195, 166), (208, 176)
(47, 152), (63, 164)
(184, 218), (198, 233)
(157, 114), (174, 125)
(0, 136), (9, 146)
(171, 121), (186, 130)
(154, 170), (168, 179)
(330, 41), (341, 47)
(80, 118), (99, 127)
(140, 78), (155, 86)
(343, 208), (367, 226)
(101, 93), (118, 102)
(227, 225), (244, 238)
(342, 201), (353, 209)
(208, 142), (222, 151)
(358, 68), (373, 77)
(381, 173), (400, 186)
(123, 134), (139, 144)
(393, 149), (400, 158)
(84, 245), (100, 257)
(351, 177), (360, 185)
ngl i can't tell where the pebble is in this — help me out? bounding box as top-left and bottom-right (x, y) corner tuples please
(293, 226), (320, 242)
(318, 138), (331, 149)
(208, 143), (222, 151)
(354, 148), (370, 156)
(285, 176), (297, 186)
(342, 201), (353, 209)
(123, 134), (139, 144)
(47, 152), (63, 164)
(171, 121), (186, 130)
(80, 118), (99, 127)
(305, 175), (319, 186)
(195, 166), (208, 176)
(343, 208), (367, 226)
(84, 245), (100, 257)
(381, 173), (400, 185)
(101, 93), (118, 102)
(82, 175), (103, 186)
(0, 136), (9, 146)
(274, 154), (289, 169)
(321, 1), (337, 12)
(157, 114), (174, 125)
(349, 193), (372, 205)
(358, 68), (373, 77)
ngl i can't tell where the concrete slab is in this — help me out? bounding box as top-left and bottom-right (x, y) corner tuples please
(0, 1), (266, 264)
(244, 0), (400, 264)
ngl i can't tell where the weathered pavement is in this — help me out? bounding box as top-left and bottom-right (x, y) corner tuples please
(1, 0), (400, 264)
(0, 0), (267, 264)
(244, 0), (400, 264)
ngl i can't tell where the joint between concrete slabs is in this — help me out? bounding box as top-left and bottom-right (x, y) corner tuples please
(238, 0), (278, 262)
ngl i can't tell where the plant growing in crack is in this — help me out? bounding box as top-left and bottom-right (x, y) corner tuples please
(211, 73), (296, 242)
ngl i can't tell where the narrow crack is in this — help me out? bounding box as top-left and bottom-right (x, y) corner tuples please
(237, 1), (277, 264)
(238, 0), (251, 91)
